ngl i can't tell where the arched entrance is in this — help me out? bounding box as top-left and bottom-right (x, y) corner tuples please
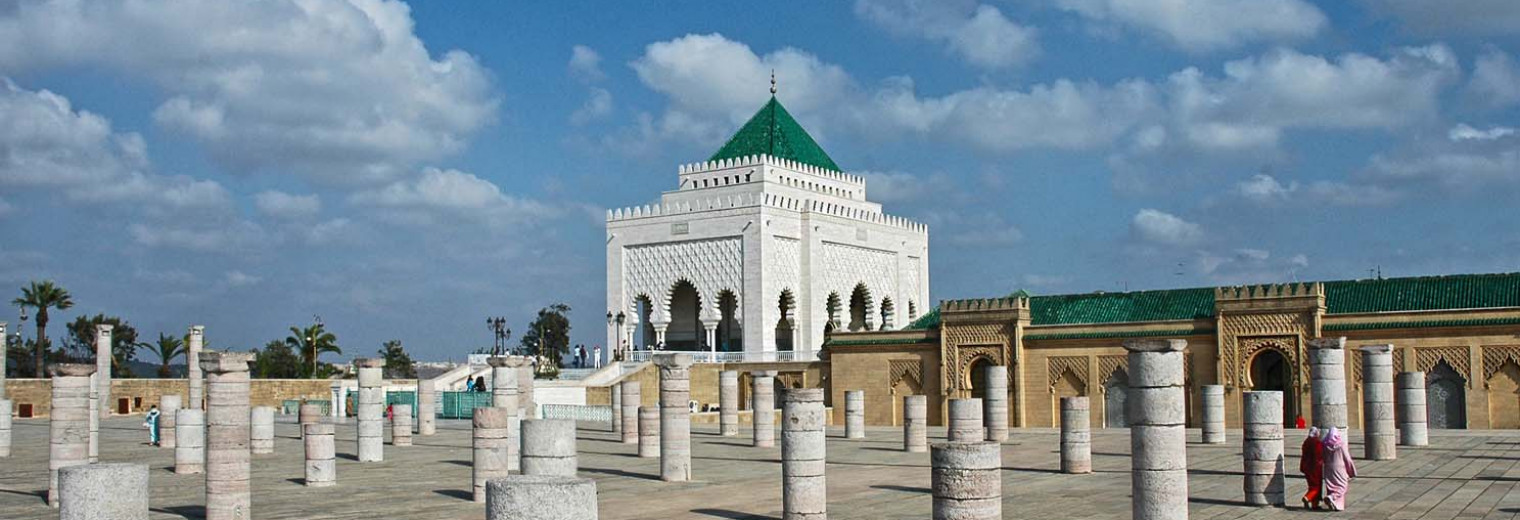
(1051, 369), (1085, 428)
(825, 292), (842, 334)
(848, 283), (872, 332)
(1488, 361), (1520, 429)
(717, 290), (741, 352)
(1103, 369), (1128, 428)
(968, 358), (993, 401)
(775, 290), (795, 352)
(1428, 361), (1467, 429)
(1249, 348), (1292, 425)
(667, 280), (702, 350)
(634, 295), (655, 349)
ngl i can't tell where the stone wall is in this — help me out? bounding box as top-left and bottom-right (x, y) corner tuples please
(3, 378), (340, 418)
(587, 360), (827, 411)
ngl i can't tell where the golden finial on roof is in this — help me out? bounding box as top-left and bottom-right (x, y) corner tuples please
(770, 70), (777, 95)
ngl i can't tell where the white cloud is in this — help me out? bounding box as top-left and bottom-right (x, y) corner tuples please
(1055, 0), (1326, 52)
(569, 45), (606, 83)
(1449, 124), (1516, 142)
(571, 87), (613, 125)
(1236, 174), (1298, 202)
(1359, 0), (1520, 36)
(1132, 209), (1203, 245)
(1367, 148), (1520, 187)
(255, 191), (322, 220)
(0, 0), (498, 185)
(224, 270), (262, 287)
(1234, 248), (1271, 261)
(854, 0), (1038, 69)
(1303, 180), (1404, 206)
(857, 171), (925, 203)
(0, 196), (12, 215)
(944, 217), (1023, 247)
(129, 219), (270, 253)
(1468, 49), (1520, 109)
(351, 167), (556, 227)
(1022, 274), (1073, 288)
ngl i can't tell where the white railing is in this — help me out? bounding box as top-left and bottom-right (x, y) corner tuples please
(621, 350), (819, 364)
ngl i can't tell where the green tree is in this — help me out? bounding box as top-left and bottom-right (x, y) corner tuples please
(519, 303), (572, 370)
(285, 324), (340, 379)
(140, 333), (185, 378)
(252, 340), (302, 379)
(65, 314), (140, 377)
(379, 340), (417, 379)
(13, 280), (74, 377)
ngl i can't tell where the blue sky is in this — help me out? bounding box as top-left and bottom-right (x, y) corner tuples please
(2, 0), (1518, 363)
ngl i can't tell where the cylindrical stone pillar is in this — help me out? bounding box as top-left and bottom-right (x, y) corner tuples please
(160, 395), (181, 449)
(931, 441), (1002, 520)
(1061, 396), (1092, 474)
(1362, 345), (1396, 460)
(202, 351), (254, 520)
(485, 476), (598, 520)
(612, 382), (623, 435)
(1308, 337), (1349, 431)
(298, 402), (321, 441)
(518, 358), (536, 420)
(473, 407), (511, 503)
(1124, 338), (1189, 520)
(948, 398), (983, 442)
(174, 409), (205, 475)
(904, 395), (928, 453)
(0, 322), (6, 400)
(418, 379), (437, 436)
(656, 353), (694, 482)
(187, 325), (205, 410)
(620, 381), (640, 444)
(752, 370), (777, 448)
(0, 399), (11, 457)
(59, 463), (148, 520)
(488, 356), (523, 471)
(720, 371), (739, 436)
(356, 357), (385, 463)
(392, 403), (413, 447)
(304, 422), (335, 487)
(1201, 385), (1225, 445)
(1397, 371), (1429, 446)
(845, 390), (865, 439)
(522, 418), (577, 476)
(1242, 390), (1285, 506)
(984, 365), (1009, 442)
(782, 388), (826, 520)
(638, 406), (659, 458)
(251, 406), (275, 455)
(95, 324), (114, 421)
(48, 363), (95, 508)
(88, 372), (98, 463)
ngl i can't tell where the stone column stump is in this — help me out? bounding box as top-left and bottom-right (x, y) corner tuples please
(0, 399), (12, 457)
(1242, 391), (1285, 507)
(612, 382), (623, 435)
(473, 407), (511, 503)
(1397, 371), (1429, 446)
(356, 358), (386, 463)
(720, 371), (740, 436)
(904, 395), (928, 453)
(488, 356), (525, 471)
(1061, 396), (1092, 474)
(298, 402), (322, 440)
(522, 418), (577, 476)
(187, 325), (205, 410)
(48, 363), (96, 508)
(59, 463), (148, 520)
(752, 370), (778, 448)
(392, 403), (413, 447)
(1308, 337), (1349, 431)
(782, 388), (827, 520)
(1361, 345), (1396, 460)
(948, 398), (983, 442)
(303, 423), (336, 487)
(620, 381), (640, 445)
(251, 406), (276, 455)
(984, 366), (1009, 442)
(160, 395), (181, 449)
(95, 324), (114, 422)
(1201, 385), (1225, 445)
(931, 441), (1002, 520)
(1125, 339), (1189, 520)
(656, 353), (694, 482)
(518, 358), (536, 419)
(88, 372), (98, 463)
(485, 476), (598, 520)
(638, 406), (659, 458)
(202, 351), (254, 520)
(844, 390), (866, 439)
(418, 379), (438, 436)
(175, 409), (205, 475)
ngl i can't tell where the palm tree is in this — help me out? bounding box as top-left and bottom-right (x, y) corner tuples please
(13, 280), (74, 376)
(285, 324), (339, 378)
(140, 333), (185, 378)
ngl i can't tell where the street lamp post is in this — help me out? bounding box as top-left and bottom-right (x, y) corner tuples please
(486, 317), (509, 357)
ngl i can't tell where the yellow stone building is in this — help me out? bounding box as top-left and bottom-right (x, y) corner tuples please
(823, 273), (1520, 430)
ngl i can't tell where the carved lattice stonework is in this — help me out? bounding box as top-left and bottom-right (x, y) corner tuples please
(890, 359), (924, 389)
(820, 241), (898, 312)
(770, 236), (801, 312)
(623, 237), (744, 321)
(1352, 347), (1406, 382)
(951, 345), (1003, 392)
(1047, 356), (1089, 392)
(1415, 346), (1472, 382)
(1239, 336), (1299, 389)
(1098, 355), (1128, 383)
(945, 323), (1012, 348)
(1184, 353), (1194, 385)
(1220, 311), (1310, 389)
(1482, 346), (1520, 382)
(776, 372), (806, 390)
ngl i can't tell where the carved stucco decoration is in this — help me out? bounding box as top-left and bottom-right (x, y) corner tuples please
(1047, 356), (1089, 393)
(775, 371), (806, 390)
(1098, 355), (1128, 384)
(770, 236), (801, 313)
(1238, 336), (1300, 389)
(820, 241), (898, 314)
(1352, 347), (1407, 383)
(944, 323), (1011, 347)
(889, 359), (924, 391)
(624, 237), (744, 322)
(1415, 346), (1472, 383)
(1220, 311), (1310, 389)
(947, 345), (1004, 392)
(1481, 345), (1520, 382)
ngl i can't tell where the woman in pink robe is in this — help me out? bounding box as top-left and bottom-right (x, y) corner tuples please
(1320, 427), (1358, 511)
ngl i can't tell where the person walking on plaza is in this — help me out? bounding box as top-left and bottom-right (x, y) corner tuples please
(1300, 427), (1323, 510)
(593, 345), (602, 368)
(144, 405), (161, 446)
(1320, 427), (1358, 511)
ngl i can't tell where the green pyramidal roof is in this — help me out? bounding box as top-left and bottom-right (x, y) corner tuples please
(709, 97), (842, 172)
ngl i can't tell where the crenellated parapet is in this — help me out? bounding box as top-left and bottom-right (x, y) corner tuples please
(1215, 282), (1323, 301)
(940, 296), (1030, 325)
(606, 189), (928, 234)
(678, 154), (864, 186)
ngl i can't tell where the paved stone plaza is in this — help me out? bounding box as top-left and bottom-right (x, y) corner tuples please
(4, 416), (1520, 519)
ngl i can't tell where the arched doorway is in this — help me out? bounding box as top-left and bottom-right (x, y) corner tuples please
(717, 290), (741, 352)
(1103, 369), (1129, 428)
(968, 358), (993, 401)
(1051, 370), (1085, 428)
(848, 283), (872, 332)
(634, 295), (655, 349)
(1428, 361), (1467, 429)
(667, 280), (702, 350)
(1249, 348), (1292, 425)
(825, 292), (842, 333)
(879, 297), (895, 331)
(775, 290), (795, 352)
(1488, 361), (1520, 429)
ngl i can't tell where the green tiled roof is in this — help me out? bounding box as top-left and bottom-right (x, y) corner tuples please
(1324, 273), (1520, 314)
(904, 307), (940, 330)
(1029, 288), (1215, 325)
(1324, 317), (1520, 332)
(709, 97), (841, 172)
(1023, 328), (1213, 341)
